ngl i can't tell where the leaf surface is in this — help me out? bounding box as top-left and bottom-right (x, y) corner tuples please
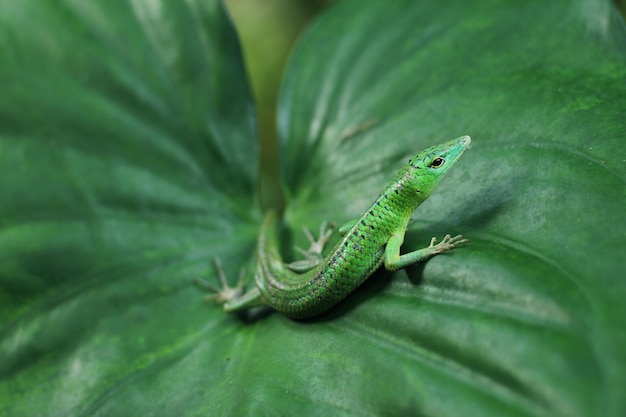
(1, 0), (625, 416)
(0, 1), (260, 415)
(277, 0), (626, 416)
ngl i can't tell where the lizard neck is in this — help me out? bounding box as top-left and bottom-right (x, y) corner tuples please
(359, 175), (426, 234)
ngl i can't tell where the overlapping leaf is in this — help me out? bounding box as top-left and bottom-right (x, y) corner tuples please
(0, 1), (260, 415)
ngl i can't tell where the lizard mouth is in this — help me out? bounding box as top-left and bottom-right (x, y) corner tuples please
(459, 135), (472, 149)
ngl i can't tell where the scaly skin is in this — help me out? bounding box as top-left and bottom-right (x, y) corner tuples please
(201, 136), (471, 319)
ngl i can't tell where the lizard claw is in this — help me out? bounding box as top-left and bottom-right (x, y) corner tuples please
(288, 220), (336, 272)
(295, 221), (335, 257)
(195, 257), (244, 304)
(429, 234), (470, 254)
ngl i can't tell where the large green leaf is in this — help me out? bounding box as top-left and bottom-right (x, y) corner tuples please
(1, 0), (625, 416)
(278, 0), (626, 416)
(0, 0), (260, 415)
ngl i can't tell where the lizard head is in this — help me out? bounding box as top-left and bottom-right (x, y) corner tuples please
(403, 135), (471, 199)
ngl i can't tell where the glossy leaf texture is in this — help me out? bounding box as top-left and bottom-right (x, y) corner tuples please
(278, 0), (626, 416)
(0, 0), (261, 415)
(1, 0), (625, 417)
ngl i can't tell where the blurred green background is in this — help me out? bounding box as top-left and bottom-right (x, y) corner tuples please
(224, 0), (625, 210)
(224, 0), (334, 209)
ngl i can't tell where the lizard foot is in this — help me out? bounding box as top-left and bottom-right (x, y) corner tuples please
(428, 234), (470, 254)
(296, 220), (335, 257)
(287, 220), (335, 271)
(195, 257), (244, 304)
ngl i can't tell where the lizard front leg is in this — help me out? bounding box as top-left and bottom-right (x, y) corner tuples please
(384, 231), (469, 271)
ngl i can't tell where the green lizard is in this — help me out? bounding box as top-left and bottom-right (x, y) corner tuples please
(198, 135), (472, 319)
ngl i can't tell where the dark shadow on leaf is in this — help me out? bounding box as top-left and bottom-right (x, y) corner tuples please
(236, 306), (275, 323)
(405, 261), (427, 286)
(405, 178), (514, 248)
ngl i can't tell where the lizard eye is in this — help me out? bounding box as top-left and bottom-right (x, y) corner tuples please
(430, 157), (445, 168)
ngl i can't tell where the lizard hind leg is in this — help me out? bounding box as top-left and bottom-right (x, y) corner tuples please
(287, 220), (335, 272)
(195, 256), (245, 304)
(195, 257), (264, 313)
